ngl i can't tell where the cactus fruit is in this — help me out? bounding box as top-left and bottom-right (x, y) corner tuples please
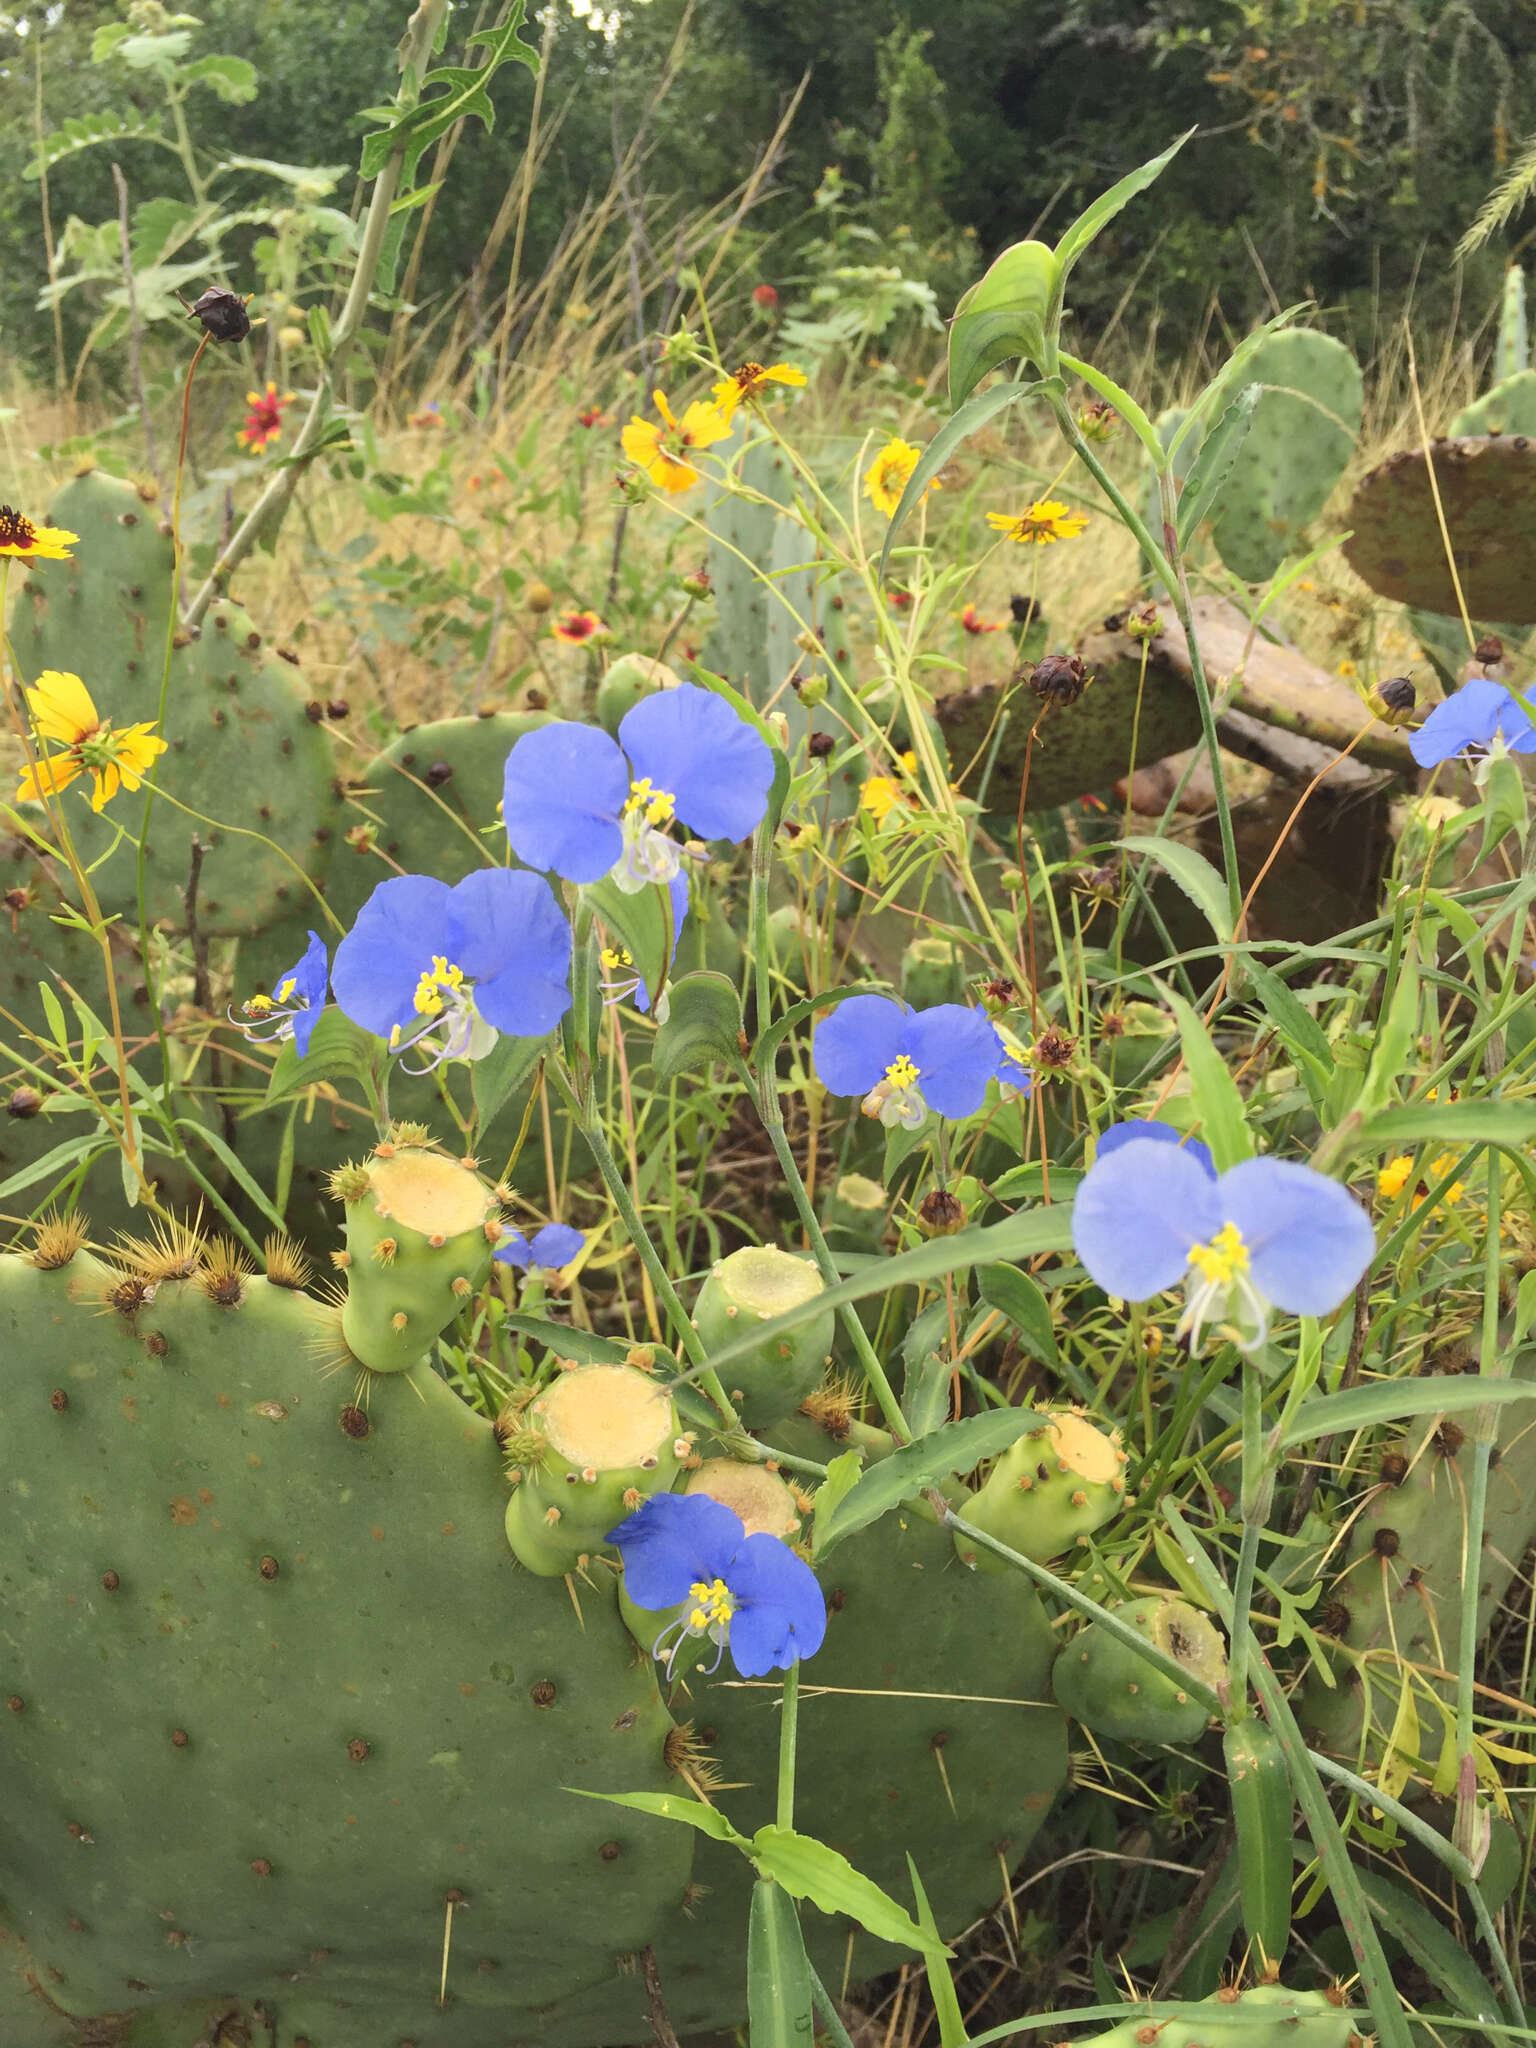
(954, 1408), (1129, 1571)
(1051, 1595), (1227, 1744)
(595, 653), (684, 735)
(1049, 1985), (1361, 2048)
(822, 1172), (889, 1253)
(900, 935), (968, 1009)
(503, 1363), (686, 1575)
(692, 1244), (835, 1427)
(685, 1454), (801, 1535)
(1342, 437), (1536, 624)
(332, 1132), (501, 1373)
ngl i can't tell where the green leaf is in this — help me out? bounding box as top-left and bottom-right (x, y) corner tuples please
(359, 6), (539, 179)
(1175, 384), (1260, 547)
(990, 1164), (1084, 1203)
(567, 1787), (746, 1845)
(948, 244), (1058, 407)
(1242, 962), (1332, 1099)
(263, 1009), (382, 1108)
(1051, 132), (1193, 284)
(1354, 1868), (1502, 2024)
(1281, 1374), (1536, 1447)
(37, 982), (70, 1053)
(308, 304), (332, 362)
(1477, 752), (1528, 864)
(1056, 352), (1164, 469)
(1119, 836), (1233, 945)
(1164, 990), (1252, 1172)
(180, 54), (258, 102)
(178, 1119), (286, 1232)
(907, 1859), (967, 2047)
(818, 1406), (1053, 1550)
(749, 1880), (815, 2048)
(502, 1317), (633, 1366)
(901, 1353), (954, 1441)
(977, 1263), (1058, 1370)
(812, 1450), (864, 1557)
(582, 875), (674, 1021)
(24, 108), (168, 178)
(471, 1033), (546, 1127)
(653, 972), (744, 1080)
(1358, 943), (1421, 1122)
(0, 1134), (111, 1202)
(1353, 1101), (1536, 1154)
(752, 1826), (950, 1958)
(879, 378), (1055, 581)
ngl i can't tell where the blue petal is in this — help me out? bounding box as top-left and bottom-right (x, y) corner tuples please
(1494, 687), (1536, 753)
(813, 994), (910, 1097)
(606, 1492), (744, 1610)
(1217, 1158), (1375, 1316)
(331, 875), (452, 1039)
(634, 871), (690, 1015)
(620, 684), (774, 843)
(905, 1005), (1006, 1119)
(494, 1230), (533, 1268)
(1072, 1138), (1221, 1300)
(1409, 677), (1515, 767)
(726, 1532), (827, 1676)
(1097, 1118), (1215, 1180)
(993, 1027), (1033, 1095)
(528, 1223), (585, 1269)
(447, 869), (572, 1038)
(502, 722), (628, 881)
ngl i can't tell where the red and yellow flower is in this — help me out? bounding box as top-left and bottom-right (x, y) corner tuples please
(621, 390), (731, 494)
(959, 604), (1003, 635)
(551, 610), (607, 646)
(15, 671), (167, 813)
(710, 360), (807, 420)
(236, 383), (295, 453)
(0, 505), (77, 563)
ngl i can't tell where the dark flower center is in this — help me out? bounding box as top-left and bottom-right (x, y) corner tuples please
(0, 506), (37, 549)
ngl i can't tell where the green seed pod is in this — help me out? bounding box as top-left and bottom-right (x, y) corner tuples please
(503, 1364), (685, 1575)
(596, 654), (684, 735)
(899, 936), (967, 1010)
(694, 1246), (835, 1429)
(1051, 1595), (1226, 1744)
(954, 1408), (1128, 1570)
(821, 1173), (888, 1253)
(336, 1137), (500, 1374)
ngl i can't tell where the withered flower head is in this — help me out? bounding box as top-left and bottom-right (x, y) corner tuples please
(1029, 653), (1089, 707)
(187, 286), (252, 344)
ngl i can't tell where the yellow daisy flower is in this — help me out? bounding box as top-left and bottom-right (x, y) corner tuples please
(862, 438), (936, 518)
(1376, 1155), (1414, 1202)
(710, 360), (808, 420)
(985, 501), (1089, 546)
(859, 749), (918, 822)
(0, 504), (78, 562)
(15, 671), (168, 813)
(621, 390), (731, 494)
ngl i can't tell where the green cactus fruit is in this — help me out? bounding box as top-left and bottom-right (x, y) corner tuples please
(0, 1237), (692, 2047)
(1050, 1985), (1360, 2048)
(503, 1363), (685, 1574)
(900, 935), (967, 1008)
(595, 654), (683, 735)
(1494, 264), (1528, 383)
(822, 1172), (888, 1253)
(1342, 437), (1536, 624)
(334, 1133), (501, 1373)
(693, 1245), (835, 1427)
(1203, 330), (1363, 583)
(954, 1408), (1129, 1571)
(1051, 1595), (1226, 1743)
(8, 469), (339, 938)
(1451, 366), (1536, 438)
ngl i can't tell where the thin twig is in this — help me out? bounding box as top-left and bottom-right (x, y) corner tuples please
(639, 1946), (680, 2048)
(111, 162), (162, 502)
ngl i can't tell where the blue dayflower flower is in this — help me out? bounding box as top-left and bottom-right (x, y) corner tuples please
(501, 684), (775, 893)
(1072, 1137), (1374, 1350)
(1096, 1117), (1215, 1180)
(1409, 676), (1536, 771)
(236, 929), (328, 1058)
(813, 994), (1008, 1127)
(331, 869), (571, 1070)
(599, 872), (689, 1014)
(606, 1491), (826, 1680)
(991, 1022), (1035, 1100)
(495, 1222), (586, 1271)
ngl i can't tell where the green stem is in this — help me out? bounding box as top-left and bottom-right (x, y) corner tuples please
(1455, 1151), (1505, 1856)
(1224, 1356), (1270, 1711)
(775, 1661), (799, 1831)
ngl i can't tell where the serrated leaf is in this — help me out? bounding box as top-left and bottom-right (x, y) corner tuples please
(879, 377), (1055, 581)
(752, 1826), (950, 1958)
(653, 971), (743, 1080)
(818, 1407), (1051, 1549)
(948, 243), (1058, 408)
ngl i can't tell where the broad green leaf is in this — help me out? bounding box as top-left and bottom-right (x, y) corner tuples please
(503, 1316), (632, 1366)
(990, 1164), (1084, 1203)
(471, 1032), (546, 1126)
(812, 1450), (864, 1556)
(263, 1008), (382, 1107)
(1176, 384), (1260, 546)
(948, 243), (1058, 407)
(749, 1880), (815, 2048)
(1164, 991), (1251, 1171)
(1353, 1101), (1536, 1153)
(582, 875), (673, 1021)
(1052, 132), (1193, 284)
(752, 1825), (950, 1958)
(901, 1353), (955, 1441)
(566, 1787), (746, 1844)
(653, 971), (744, 1080)
(1280, 1374), (1536, 1448)
(879, 378), (1055, 579)
(977, 1262), (1058, 1369)
(181, 54), (258, 102)
(818, 1407), (1053, 1549)
(907, 1860), (967, 2047)
(1120, 836), (1233, 945)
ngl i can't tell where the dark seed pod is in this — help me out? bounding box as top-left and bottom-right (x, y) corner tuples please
(187, 285), (251, 344)
(1028, 653), (1089, 706)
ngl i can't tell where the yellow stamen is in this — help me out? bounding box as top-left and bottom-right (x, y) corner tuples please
(413, 956), (465, 1017)
(686, 1577), (736, 1631)
(624, 777), (676, 827)
(1186, 1221), (1249, 1285)
(275, 977), (297, 1004)
(884, 1054), (920, 1089)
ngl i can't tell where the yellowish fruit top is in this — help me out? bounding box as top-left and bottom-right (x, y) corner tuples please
(368, 1151), (491, 1240)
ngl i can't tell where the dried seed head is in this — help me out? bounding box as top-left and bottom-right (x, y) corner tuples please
(1028, 653), (1089, 706)
(6, 1085), (42, 1119)
(917, 1188), (966, 1237)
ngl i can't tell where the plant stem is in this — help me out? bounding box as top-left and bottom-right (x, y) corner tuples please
(775, 1661), (799, 1831)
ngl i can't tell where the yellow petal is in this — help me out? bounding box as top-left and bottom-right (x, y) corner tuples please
(16, 753), (82, 805)
(710, 379), (743, 419)
(88, 761), (122, 812)
(653, 390), (679, 431)
(621, 418), (661, 468)
(647, 450), (702, 494)
(26, 670), (99, 744)
(679, 400), (731, 450)
(766, 364), (808, 388)
(115, 725), (168, 778)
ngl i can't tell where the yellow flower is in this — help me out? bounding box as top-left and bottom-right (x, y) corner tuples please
(859, 749), (918, 822)
(0, 504), (78, 562)
(620, 390), (731, 494)
(15, 671), (167, 813)
(985, 501), (1089, 546)
(1426, 1153), (1466, 1205)
(711, 360), (807, 419)
(1376, 1155), (1414, 1202)
(862, 438), (937, 518)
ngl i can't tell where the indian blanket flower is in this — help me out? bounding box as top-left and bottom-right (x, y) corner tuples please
(960, 604), (1004, 635)
(1408, 676), (1536, 772)
(1096, 1116), (1215, 1180)
(986, 501), (1090, 546)
(502, 683), (774, 894)
(495, 1222), (586, 1271)
(0, 504), (77, 563)
(407, 400), (445, 429)
(620, 389), (731, 494)
(331, 869), (572, 1070)
(607, 1491), (825, 1679)
(576, 405), (610, 429)
(236, 929), (328, 1058)
(862, 437), (937, 518)
(15, 671), (167, 813)
(1072, 1137), (1375, 1350)
(236, 382), (295, 453)
(814, 994), (1013, 1128)
(552, 609), (606, 646)
(711, 360), (807, 420)
(751, 283), (780, 311)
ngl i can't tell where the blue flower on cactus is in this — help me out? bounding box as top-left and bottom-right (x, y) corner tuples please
(992, 1022), (1034, 1100)
(236, 929), (328, 1057)
(814, 994), (1009, 1127)
(606, 1491), (826, 1679)
(1096, 1117), (1215, 1179)
(501, 685), (775, 893)
(495, 1222), (586, 1272)
(1072, 1138), (1374, 1349)
(1409, 676), (1536, 771)
(599, 872), (689, 1013)
(331, 870), (571, 1069)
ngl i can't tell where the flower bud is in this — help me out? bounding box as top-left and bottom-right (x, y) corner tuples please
(1367, 675), (1416, 725)
(796, 672), (829, 709)
(7, 1086), (42, 1119)
(807, 730), (834, 758)
(525, 581), (554, 614)
(187, 285), (251, 344)
(752, 284), (780, 311)
(1029, 653), (1089, 706)
(979, 976), (1017, 1014)
(1076, 398), (1119, 442)
(1475, 634), (1505, 668)
(680, 566), (712, 601)
(998, 867), (1024, 892)
(917, 1188), (966, 1237)
(616, 470), (651, 505)
(1125, 604), (1163, 641)
(660, 325), (707, 367)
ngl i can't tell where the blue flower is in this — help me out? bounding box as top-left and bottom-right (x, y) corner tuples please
(236, 929), (328, 1057)
(331, 870), (571, 1068)
(495, 1222), (586, 1271)
(992, 1022), (1035, 1100)
(501, 685), (775, 892)
(1096, 1117), (1215, 1180)
(606, 1491), (826, 1679)
(1071, 1138), (1374, 1349)
(599, 872), (689, 1014)
(1409, 677), (1536, 770)
(813, 994), (1008, 1127)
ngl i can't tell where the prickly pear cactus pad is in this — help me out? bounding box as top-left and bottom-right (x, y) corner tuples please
(1342, 435), (1536, 623)
(7, 470), (338, 937)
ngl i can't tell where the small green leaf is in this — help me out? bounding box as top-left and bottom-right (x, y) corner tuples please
(1120, 836), (1233, 945)
(653, 971), (743, 1080)
(878, 378), (1054, 581)
(1354, 1101), (1536, 1153)
(1358, 944), (1422, 1122)
(1051, 132), (1194, 284)
(263, 1009), (381, 1107)
(907, 1860), (967, 2045)
(1281, 1374), (1536, 1448)
(1242, 962), (1332, 1101)
(471, 1032), (546, 1127)
(948, 243), (1059, 407)
(1164, 991), (1251, 1172)
(752, 1826), (950, 1958)
(1477, 752), (1528, 864)
(566, 1787), (746, 1845)
(1176, 384), (1260, 546)
(749, 1880), (815, 2048)
(180, 53), (258, 102)
(308, 304), (332, 361)
(812, 1451), (864, 1556)
(977, 1263), (1058, 1370)
(818, 1407), (1052, 1550)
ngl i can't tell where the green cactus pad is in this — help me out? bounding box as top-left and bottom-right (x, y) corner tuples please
(900, 935), (968, 1009)
(693, 1245), (835, 1428)
(595, 654), (684, 735)
(955, 1408), (1129, 1569)
(1451, 367), (1536, 439)
(503, 1363), (684, 1574)
(1051, 1594), (1226, 1743)
(1054, 1984), (1360, 2048)
(1342, 435), (1536, 623)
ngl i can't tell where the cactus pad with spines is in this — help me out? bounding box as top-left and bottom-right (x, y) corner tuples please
(1053, 1984), (1361, 2048)
(955, 1407), (1129, 1569)
(1342, 436), (1536, 623)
